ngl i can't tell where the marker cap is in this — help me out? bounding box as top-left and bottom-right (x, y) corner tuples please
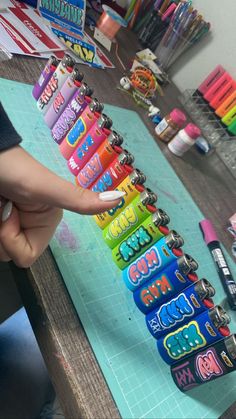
(199, 219), (219, 245)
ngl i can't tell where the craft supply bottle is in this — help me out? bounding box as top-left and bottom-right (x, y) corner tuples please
(168, 123), (201, 156)
(171, 334), (236, 392)
(157, 306), (231, 365)
(59, 99), (104, 160)
(75, 131), (124, 188)
(93, 169), (146, 229)
(51, 83), (93, 144)
(112, 209), (170, 270)
(155, 109), (186, 143)
(68, 114), (113, 176)
(122, 231), (185, 292)
(102, 190), (158, 249)
(133, 253), (199, 314)
(32, 55), (59, 100)
(44, 66), (84, 129)
(146, 278), (215, 339)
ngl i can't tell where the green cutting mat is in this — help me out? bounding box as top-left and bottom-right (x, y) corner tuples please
(1, 78), (236, 419)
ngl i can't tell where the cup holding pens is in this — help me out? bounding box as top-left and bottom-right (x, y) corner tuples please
(154, 25), (191, 71)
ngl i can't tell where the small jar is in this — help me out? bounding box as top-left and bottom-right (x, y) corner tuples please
(168, 123), (201, 156)
(155, 108), (186, 143)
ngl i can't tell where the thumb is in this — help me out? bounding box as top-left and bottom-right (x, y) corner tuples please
(0, 147), (125, 215)
(0, 202), (60, 268)
(25, 161), (126, 215)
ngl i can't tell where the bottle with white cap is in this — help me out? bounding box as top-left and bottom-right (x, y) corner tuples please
(168, 123), (201, 156)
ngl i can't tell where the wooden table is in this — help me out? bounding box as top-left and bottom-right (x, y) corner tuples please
(1, 29), (236, 419)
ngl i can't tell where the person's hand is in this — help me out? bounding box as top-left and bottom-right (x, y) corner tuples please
(0, 146), (124, 267)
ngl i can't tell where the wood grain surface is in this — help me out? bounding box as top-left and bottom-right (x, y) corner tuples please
(1, 28), (236, 419)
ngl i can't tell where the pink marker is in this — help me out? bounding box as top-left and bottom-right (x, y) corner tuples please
(67, 114), (113, 176)
(204, 72), (232, 102)
(197, 65), (225, 96)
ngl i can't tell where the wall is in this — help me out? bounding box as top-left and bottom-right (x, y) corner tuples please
(170, 0), (236, 91)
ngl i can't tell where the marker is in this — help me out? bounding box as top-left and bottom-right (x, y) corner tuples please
(210, 80), (236, 110)
(203, 73), (232, 103)
(228, 119), (236, 135)
(194, 65), (225, 97)
(215, 90), (236, 118)
(221, 105), (236, 126)
(199, 219), (236, 310)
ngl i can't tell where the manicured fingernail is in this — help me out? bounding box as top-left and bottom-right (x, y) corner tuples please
(0, 197), (6, 208)
(2, 201), (13, 222)
(99, 191), (126, 201)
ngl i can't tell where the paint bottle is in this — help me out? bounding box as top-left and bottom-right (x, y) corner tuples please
(37, 54), (75, 114)
(122, 231), (185, 292)
(168, 123), (201, 157)
(112, 209), (170, 270)
(133, 254), (199, 314)
(102, 190), (158, 249)
(68, 114), (113, 176)
(171, 334), (236, 392)
(90, 151), (134, 193)
(32, 55), (59, 100)
(157, 306), (231, 365)
(44, 66), (84, 128)
(51, 83), (93, 144)
(59, 99), (104, 160)
(75, 131), (124, 188)
(146, 279), (215, 339)
(155, 109), (186, 143)
(93, 169), (147, 229)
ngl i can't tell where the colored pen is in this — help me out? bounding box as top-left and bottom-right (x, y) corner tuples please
(199, 219), (236, 310)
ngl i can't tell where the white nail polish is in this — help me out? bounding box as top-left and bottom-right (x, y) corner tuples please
(2, 201), (13, 222)
(99, 191), (126, 201)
